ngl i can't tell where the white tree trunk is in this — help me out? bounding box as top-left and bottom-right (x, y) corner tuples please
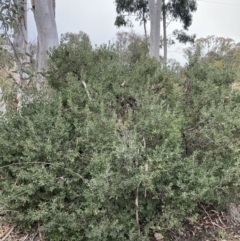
(0, 87), (6, 114)
(13, 0), (28, 109)
(149, 0), (162, 60)
(163, 0), (167, 64)
(32, 0), (58, 72)
(13, 0), (28, 60)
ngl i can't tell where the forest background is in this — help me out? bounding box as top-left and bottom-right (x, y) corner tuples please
(27, 0), (240, 64)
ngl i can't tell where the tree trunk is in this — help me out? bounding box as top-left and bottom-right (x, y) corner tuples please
(13, 0), (28, 63)
(143, 16), (148, 53)
(163, 0), (167, 65)
(13, 0), (28, 108)
(142, 8), (149, 55)
(13, 0), (28, 81)
(149, 0), (162, 60)
(31, 0), (58, 72)
(0, 87), (6, 114)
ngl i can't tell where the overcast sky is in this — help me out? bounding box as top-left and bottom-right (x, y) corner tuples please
(27, 0), (240, 64)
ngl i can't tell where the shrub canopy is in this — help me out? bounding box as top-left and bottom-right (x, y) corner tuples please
(1, 33), (240, 240)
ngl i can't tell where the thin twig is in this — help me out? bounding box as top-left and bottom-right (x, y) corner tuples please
(211, 221), (226, 230)
(135, 181), (141, 238)
(201, 204), (215, 230)
(0, 161), (84, 180)
(142, 137), (148, 198)
(30, 231), (38, 241)
(82, 80), (91, 100)
(20, 234), (29, 241)
(0, 225), (15, 241)
(38, 222), (44, 241)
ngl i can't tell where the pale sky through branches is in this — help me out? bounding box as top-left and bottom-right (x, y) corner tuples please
(27, 0), (240, 64)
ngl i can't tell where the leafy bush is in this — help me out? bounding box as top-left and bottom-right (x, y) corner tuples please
(1, 33), (240, 240)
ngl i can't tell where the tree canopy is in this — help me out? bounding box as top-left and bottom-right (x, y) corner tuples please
(115, 0), (197, 33)
(115, 0), (197, 60)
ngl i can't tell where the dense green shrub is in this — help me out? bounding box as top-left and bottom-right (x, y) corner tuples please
(1, 33), (240, 240)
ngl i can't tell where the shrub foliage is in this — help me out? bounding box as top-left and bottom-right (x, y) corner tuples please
(1, 33), (240, 240)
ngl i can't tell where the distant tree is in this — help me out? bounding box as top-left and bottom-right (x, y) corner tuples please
(184, 36), (240, 63)
(163, 0), (196, 63)
(184, 36), (240, 87)
(115, 0), (149, 38)
(115, 31), (148, 64)
(114, 0), (197, 61)
(115, 0), (161, 59)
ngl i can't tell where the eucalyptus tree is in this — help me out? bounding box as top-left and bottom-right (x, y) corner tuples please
(115, 0), (149, 45)
(115, 0), (161, 59)
(31, 0), (59, 73)
(115, 31), (148, 64)
(149, 0), (162, 59)
(0, 0), (59, 111)
(0, 0), (29, 77)
(13, 0), (28, 67)
(114, 0), (197, 61)
(184, 36), (240, 62)
(0, 0), (29, 111)
(12, 0), (29, 109)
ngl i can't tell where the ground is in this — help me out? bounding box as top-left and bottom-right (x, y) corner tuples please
(165, 205), (240, 241)
(1, 208), (240, 241)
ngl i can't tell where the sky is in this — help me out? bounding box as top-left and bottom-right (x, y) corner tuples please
(27, 0), (240, 64)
